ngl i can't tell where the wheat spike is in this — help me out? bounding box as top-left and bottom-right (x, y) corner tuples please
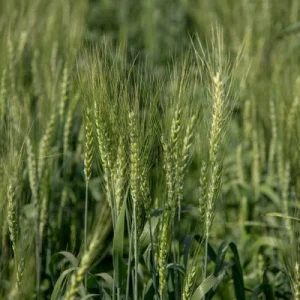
(7, 181), (18, 256)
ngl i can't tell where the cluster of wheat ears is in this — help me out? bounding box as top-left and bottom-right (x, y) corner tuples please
(1, 0), (300, 299)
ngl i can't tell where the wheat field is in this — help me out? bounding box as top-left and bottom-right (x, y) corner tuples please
(0, 0), (300, 299)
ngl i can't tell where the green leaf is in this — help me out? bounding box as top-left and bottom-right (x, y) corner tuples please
(142, 278), (155, 300)
(139, 216), (160, 249)
(259, 185), (281, 208)
(183, 235), (216, 268)
(166, 263), (185, 275)
(54, 251), (79, 267)
(191, 273), (223, 300)
(229, 242), (246, 300)
(277, 22), (300, 39)
(143, 244), (153, 272)
(252, 283), (275, 300)
(81, 294), (99, 300)
(213, 242), (246, 300)
(214, 242), (230, 276)
(96, 273), (114, 291)
(250, 236), (281, 254)
(49, 251), (79, 283)
(23, 203), (36, 220)
(51, 267), (77, 300)
(150, 208), (164, 217)
(265, 212), (300, 222)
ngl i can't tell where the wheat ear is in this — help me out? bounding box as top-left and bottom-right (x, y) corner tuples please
(84, 108), (94, 290)
(294, 262), (300, 300)
(129, 110), (141, 300)
(7, 181), (18, 258)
